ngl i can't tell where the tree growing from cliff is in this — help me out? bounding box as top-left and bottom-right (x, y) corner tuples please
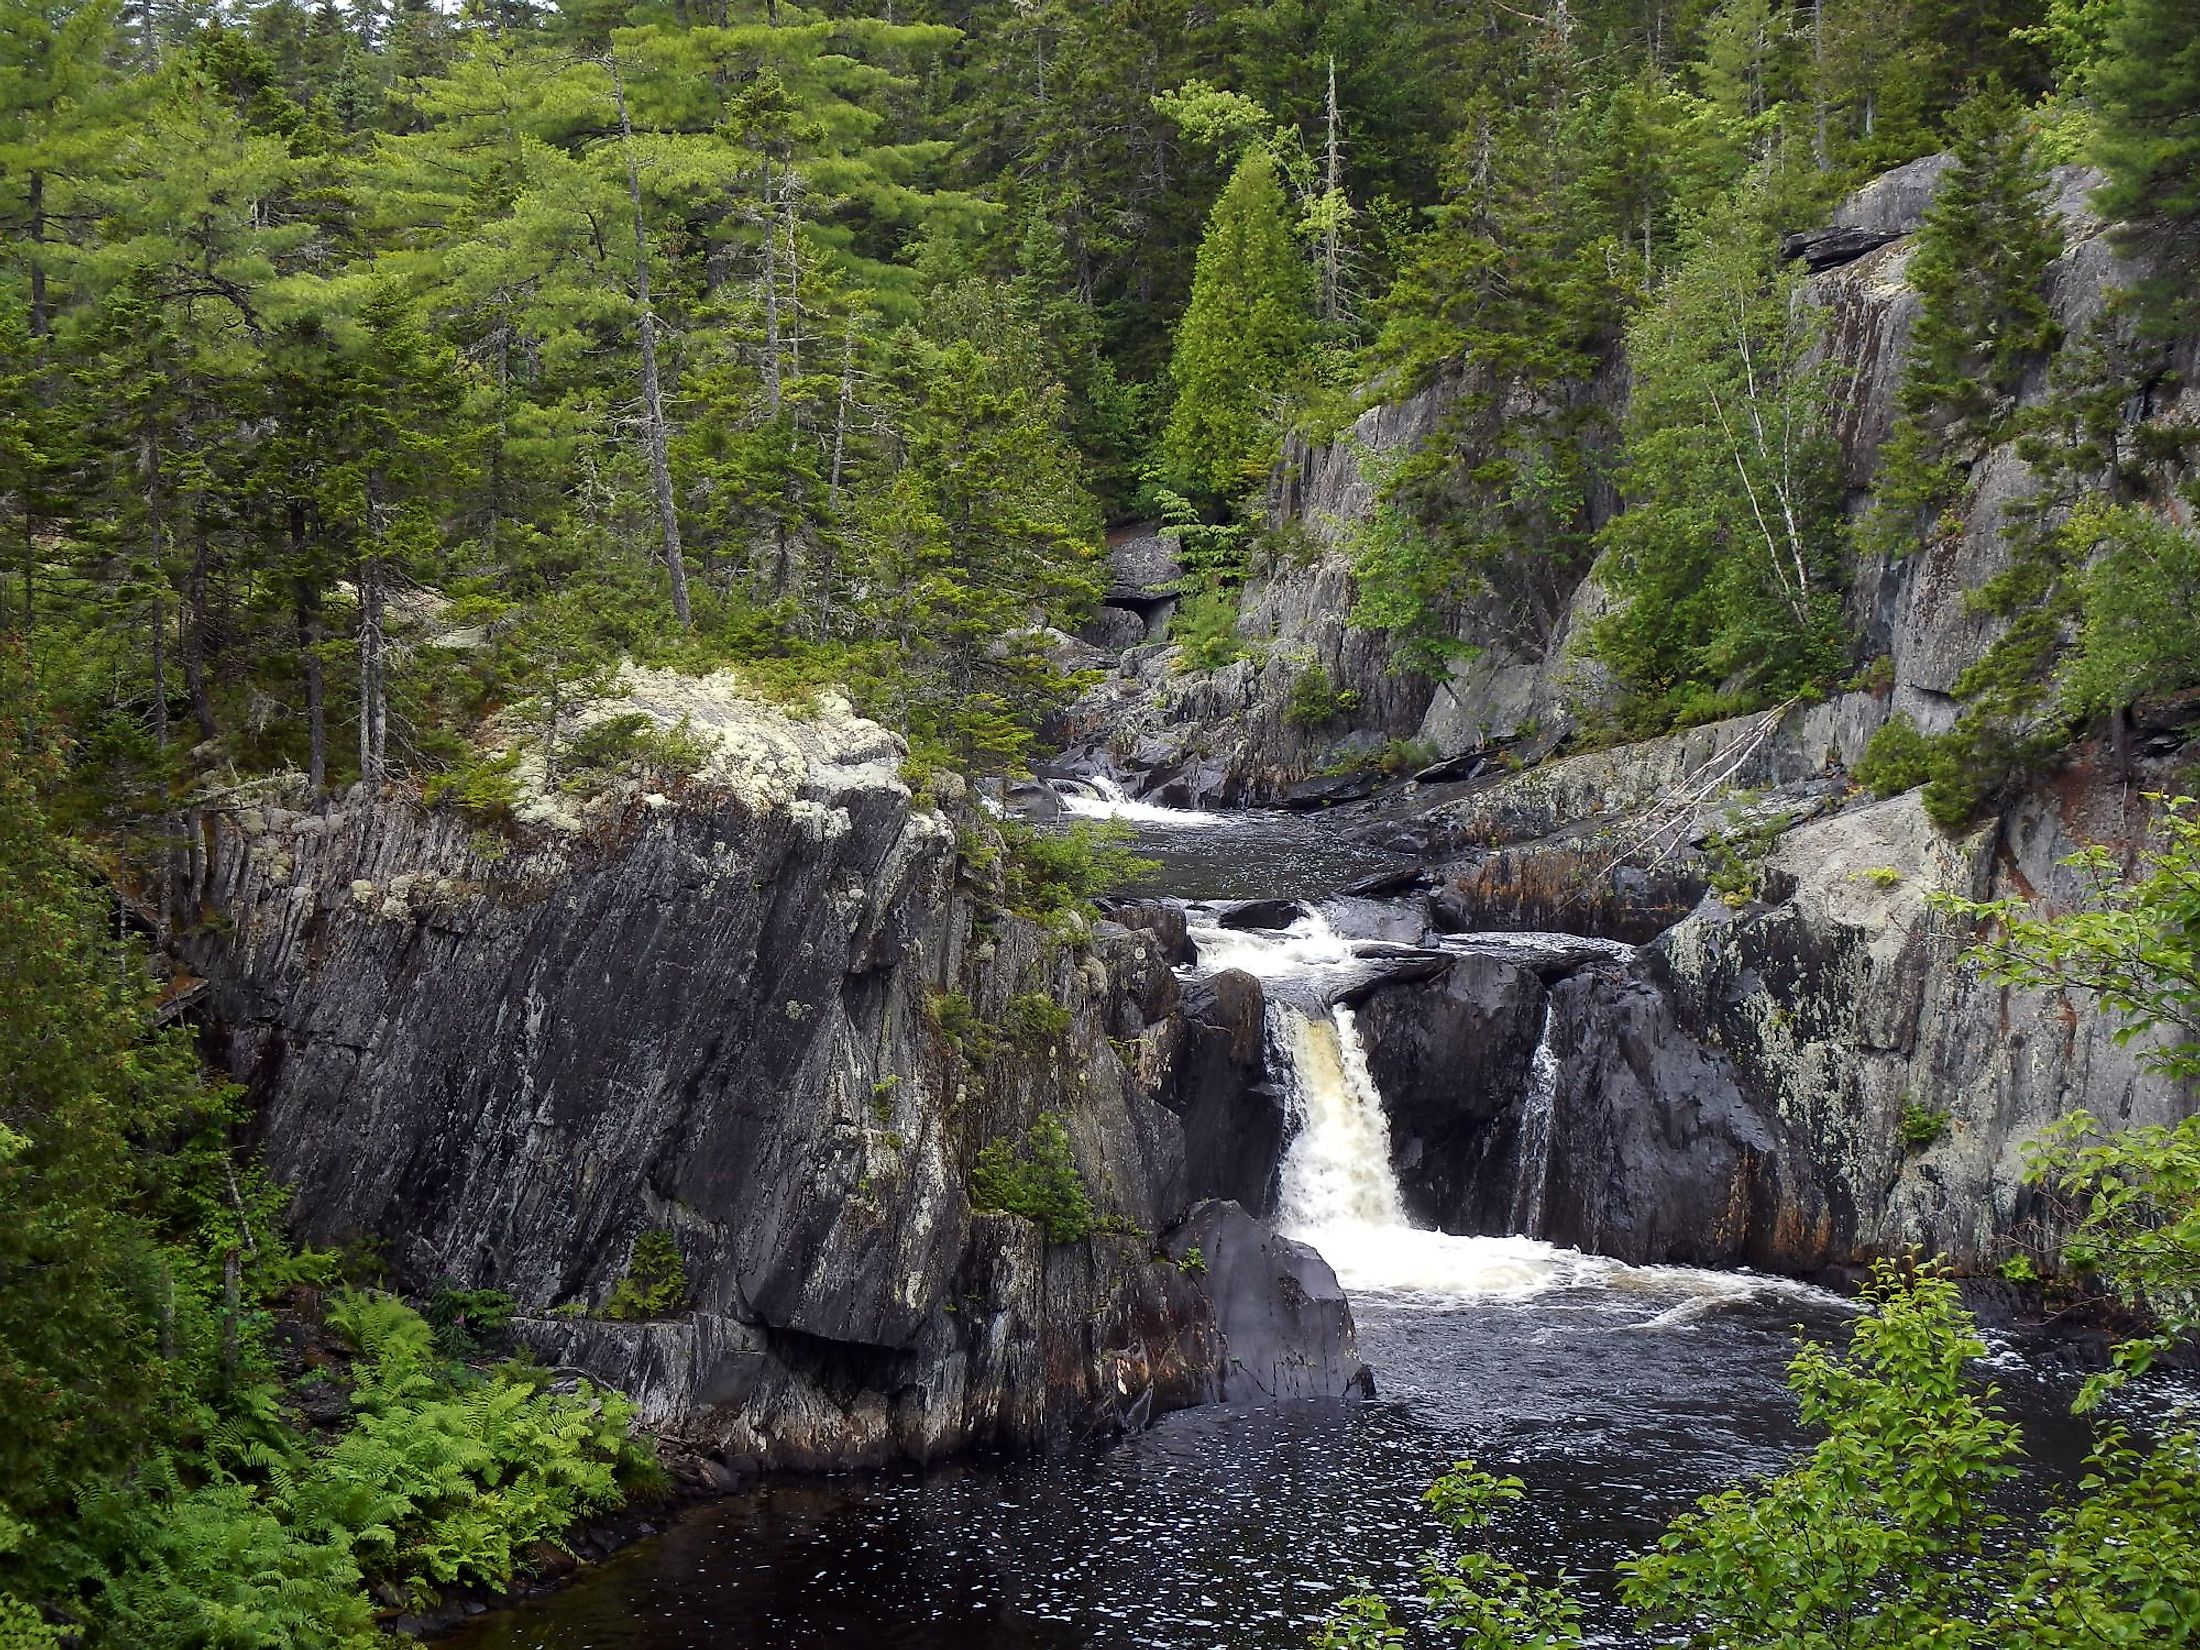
(1585, 196), (1848, 736)
(2092, 0), (2200, 319)
(1870, 88), (2065, 554)
(1159, 148), (1316, 506)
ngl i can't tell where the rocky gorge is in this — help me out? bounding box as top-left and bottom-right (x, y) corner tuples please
(167, 154), (2195, 1500)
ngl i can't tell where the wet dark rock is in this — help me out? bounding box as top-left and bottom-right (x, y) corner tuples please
(1781, 225), (1904, 272)
(1537, 961), (1790, 1267)
(1339, 866), (1427, 900)
(1355, 956), (1548, 1233)
(1099, 899), (1192, 966)
(1431, 843), (1707, 945)
(1278, 770), (1384, 810)
(176, 722), (1355, 1472)
(1078, 606), (1150, 652)
(1166, 1201), (1367, 1402)
(1212, 898), (1308, 932)
(1316, 894), (1434, 945)
(1164, 971), (1286, 1217)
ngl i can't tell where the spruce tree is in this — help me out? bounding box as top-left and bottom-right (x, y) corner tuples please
(1159, 147), (1315, 506)
(2092, 0), (2200, 313)
(1871, 88), (2063, 551)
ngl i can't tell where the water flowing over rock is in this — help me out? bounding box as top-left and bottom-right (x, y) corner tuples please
(176, 675), (1361, 1471)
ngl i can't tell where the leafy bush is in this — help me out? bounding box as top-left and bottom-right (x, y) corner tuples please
(1005, 993), (1072, 1049)
(1854, 714), (1937, 797)
(967, 1113), (1096, 1244)
(558, 711), (712, 794)
(1169, 585), (1248, 672)
(422, 747), (523, 823)
(1900, 1102), (1953, 1149)
(424, 1281), (519, 1360)
(603, 1231), (688, 1322)
(926, 990), (997, 1062)
(1283, 664), (1361, 731)
(1002, 820), (1158, 926)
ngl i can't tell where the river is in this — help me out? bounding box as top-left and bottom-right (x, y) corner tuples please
(443, 799), (2106, 1650)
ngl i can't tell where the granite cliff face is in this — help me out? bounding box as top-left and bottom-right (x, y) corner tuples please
(1037, 152), (2199, 1283)
(177, 676), (1360, 1474)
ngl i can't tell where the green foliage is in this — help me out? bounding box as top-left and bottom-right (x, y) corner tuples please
(1159, 148), (1317, 505)
(1004, 993), (1073, 1050)
(422, 747), (523, 824)
(967, 1112), (1095, 1244)
(1313, 1461), (1583, 1649)
(2091, 0), (2200, 319)
(1936, 793), (2200, 1394)
(1936, 794), (2200, 1082)
(1001, 821), (1159, 928)
(1900, 1101), (1954, 1148)
(1623, 1261), (2024, 1644)
(424, 1281), (519, 1361)
(1869, 87), (2065, 555)
(1170, 585), (1251, 673)
(2057, 504), (2200, 721)
(1584, 195), (1850, 736)
(603, 1230), (688, 1323)
(1855, 713), (1939, 797)
(1283, 664), (1360, 731)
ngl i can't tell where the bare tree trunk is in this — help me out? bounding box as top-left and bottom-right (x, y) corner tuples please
(358, 472), (389, 792)
(357, 551), (382, 791)
(783, 185), (801, 382)
(761, 160), (783, 417)
(1321, 55), (1344, 325)
(1812, 1), (1830, 169)
(606, 51), (693, 629)
(184, 518), (216, 743)
(291, 502), (325, 792)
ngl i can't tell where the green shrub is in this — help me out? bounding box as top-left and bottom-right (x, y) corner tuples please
(926, 990), (998, 1061)
(1170, 585), (1248, 672)
(423, 1282), (518, 1360)
(559, 711), (712, 793)
(422, 748), (523, 823)
(1283, 663), (1361, 731)
(603, 1231), (688, 1322)
(967, 1113), (1095, 1243)
(1003, 820), (1159, 926)
(1900, 1102), (1953, 1150)
(1005, 993), (1072, 1049)
(1854, 714), (1937, 797)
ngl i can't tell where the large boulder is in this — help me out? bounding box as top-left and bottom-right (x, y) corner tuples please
(1167, 1201), (1368, 1403)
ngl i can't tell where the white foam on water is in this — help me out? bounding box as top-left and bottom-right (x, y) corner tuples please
(1053, 773), (1232, 828)
(1183, 908), (1356, 978)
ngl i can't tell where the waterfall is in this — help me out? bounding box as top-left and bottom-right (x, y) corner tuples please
(1275, 1006), (1408, 1234)
(1508, 1003), (1560, 1237)
(1177, 905), (1831, 1308)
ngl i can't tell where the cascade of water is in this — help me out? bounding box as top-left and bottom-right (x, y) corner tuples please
(1053, 772), (1230, 828)
(1181, 913), (1809, 1306)
(1508, 1002), (1560, 1237)
(1274, 1006), (1408, 1234)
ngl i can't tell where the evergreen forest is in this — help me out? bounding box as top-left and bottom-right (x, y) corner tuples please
(5, 0), (2200, 1644)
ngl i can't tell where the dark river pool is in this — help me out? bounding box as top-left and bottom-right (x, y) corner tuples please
(443, 1261), (2108, 1650)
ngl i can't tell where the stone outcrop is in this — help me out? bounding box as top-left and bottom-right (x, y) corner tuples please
(178, 676), (1361, 1472)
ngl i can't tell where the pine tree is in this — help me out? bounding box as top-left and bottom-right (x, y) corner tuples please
(1159, 148), (1314, 505)
(2092, 0), (2200, 315)
(1870, 88), (2063, 551)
